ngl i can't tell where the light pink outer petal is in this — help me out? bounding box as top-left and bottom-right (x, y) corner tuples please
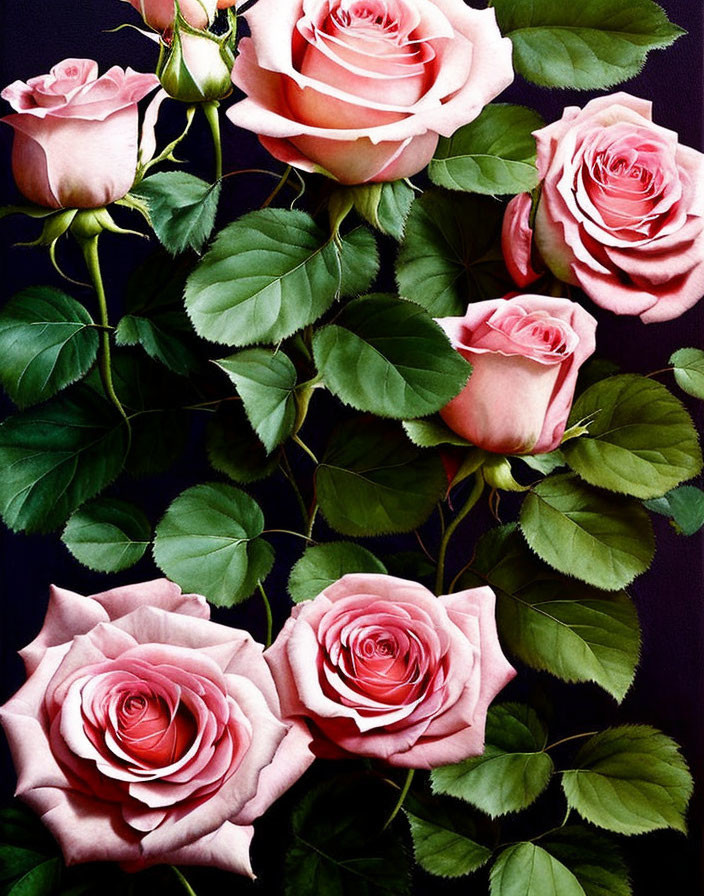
(22, 787), (142, 865)
(234, 720), (314, 824)
(122, 821), (256, 877)
(138, 87), (171, 167)
(20, 580), (208, 675)
(502, 192), (543, 287)
(0, 645), (73, 794)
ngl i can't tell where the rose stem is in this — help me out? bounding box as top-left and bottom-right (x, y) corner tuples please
(434, 472), (485, 595)
(170, 865), (197, 896)
(202, 101), (223, 182)
(306, 503), (319, 539)
(544, 731), (598, 752)
(382, 768), (415, 830)
(261, 165), (292, 209)
(81, 236), (130, 430)
(258, 582), (274, 648)
(280, 450), (309, 529)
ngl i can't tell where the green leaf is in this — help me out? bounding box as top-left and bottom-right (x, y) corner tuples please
(493, 0), (685, 90)
(405, 805), (491, 879)
(115, 313), (199, 377)
(561, 726), (693, 835)
(462, 525), (640, 701)
(0, 847), (50, 885)
(62, 498), (151, 573)
(542, 827), (632, 896)
(206, 402), (281, 483)
(0, 387), (128, 533)
(119, 251), (200, 376)
(107, 353), (191, 478)
(316, 419), (446, 536)
(215, 348), (297, 453)
(288, 542), (387, 603)
(518, 449), (566, 476)
(285, 777), (410, 896)
(339, 227), (380, 297)
(6, 858), (61, 896)
(345, 181), (416, 240)
(431, 703), (553, 816)
(563, 375), (702, 499)
(402, 417), (473, 448)
(519, 474), (655, 590)
(185, 208), (342, 347)
(644, 485), (704, 536)
(153, 482), (274, 606)
(396, 191), (514, 317)
(670, 347), (704, 399)
(131, 172), (221, 254)
(491, 843), (586, 896)
(0, 286), (99, 408)
(313, 294), (471, 419)
(429, 104), (543, 195)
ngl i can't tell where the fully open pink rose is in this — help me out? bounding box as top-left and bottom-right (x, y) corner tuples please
(265, 573), (515, 768)
(0, 579), (313, 877)
(227, 0), (514, 184)
(502, 94), (704, 323)
(124, 0), (218, 31)
(1, 59), (158, 209)
(437, 296), (597, 455)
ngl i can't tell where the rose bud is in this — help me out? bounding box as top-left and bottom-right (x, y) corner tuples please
(227, 0), (514, 184)
(1, 59), (158, 209)
(0, 579), (313, 875)
(502, 93), (704, 323)
(159, 17), (235, 103)
(265, 573), (515, 768)
(124, 0), (218, 32)
(436, 295), (597, 456)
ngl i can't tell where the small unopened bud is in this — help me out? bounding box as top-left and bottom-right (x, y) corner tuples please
(158, 15), (234, 103)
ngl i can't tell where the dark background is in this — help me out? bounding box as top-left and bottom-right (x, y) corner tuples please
(0, 1), (703, 894)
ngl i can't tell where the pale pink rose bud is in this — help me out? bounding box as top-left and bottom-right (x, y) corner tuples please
(265, 573), (515, 768)
(124, 0), (218, 32)
(436, 295), (597, 455)
(159, 23), (234, 102)
(0, 579), (313, 875)
(1, 59), (159, 209)
(227, 0), (514, 184)
(503, 93), (704, 323)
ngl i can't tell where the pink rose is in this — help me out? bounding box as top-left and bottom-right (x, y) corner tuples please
(265, 573), (515, 768)
(227, 0), (514, 184)
(1, 59), (158, 209)
(502, 93), (704, 323)
(0, 579), (313, 877)
(124, 0), (217, 31)
(437, 296), (597, 455)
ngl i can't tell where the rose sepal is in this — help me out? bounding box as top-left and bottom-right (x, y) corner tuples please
(69, 208), (147, 245)
(482, 456), (530, 493)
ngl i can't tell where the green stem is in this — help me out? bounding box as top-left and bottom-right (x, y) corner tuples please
(383, 769), (415, 830)
(434, 473), (484, 595)
(306, 503), (319, 539)
(258, 582), (273, 648)
(261, 165), (292, 209)
(262, 528), (316, 543)
(545, 731), (598, 752)
(170, 866), (197, 896)
(81, 236), (130, 429)
(280, 450), (309, 529)
(203, 101), (223, 181)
